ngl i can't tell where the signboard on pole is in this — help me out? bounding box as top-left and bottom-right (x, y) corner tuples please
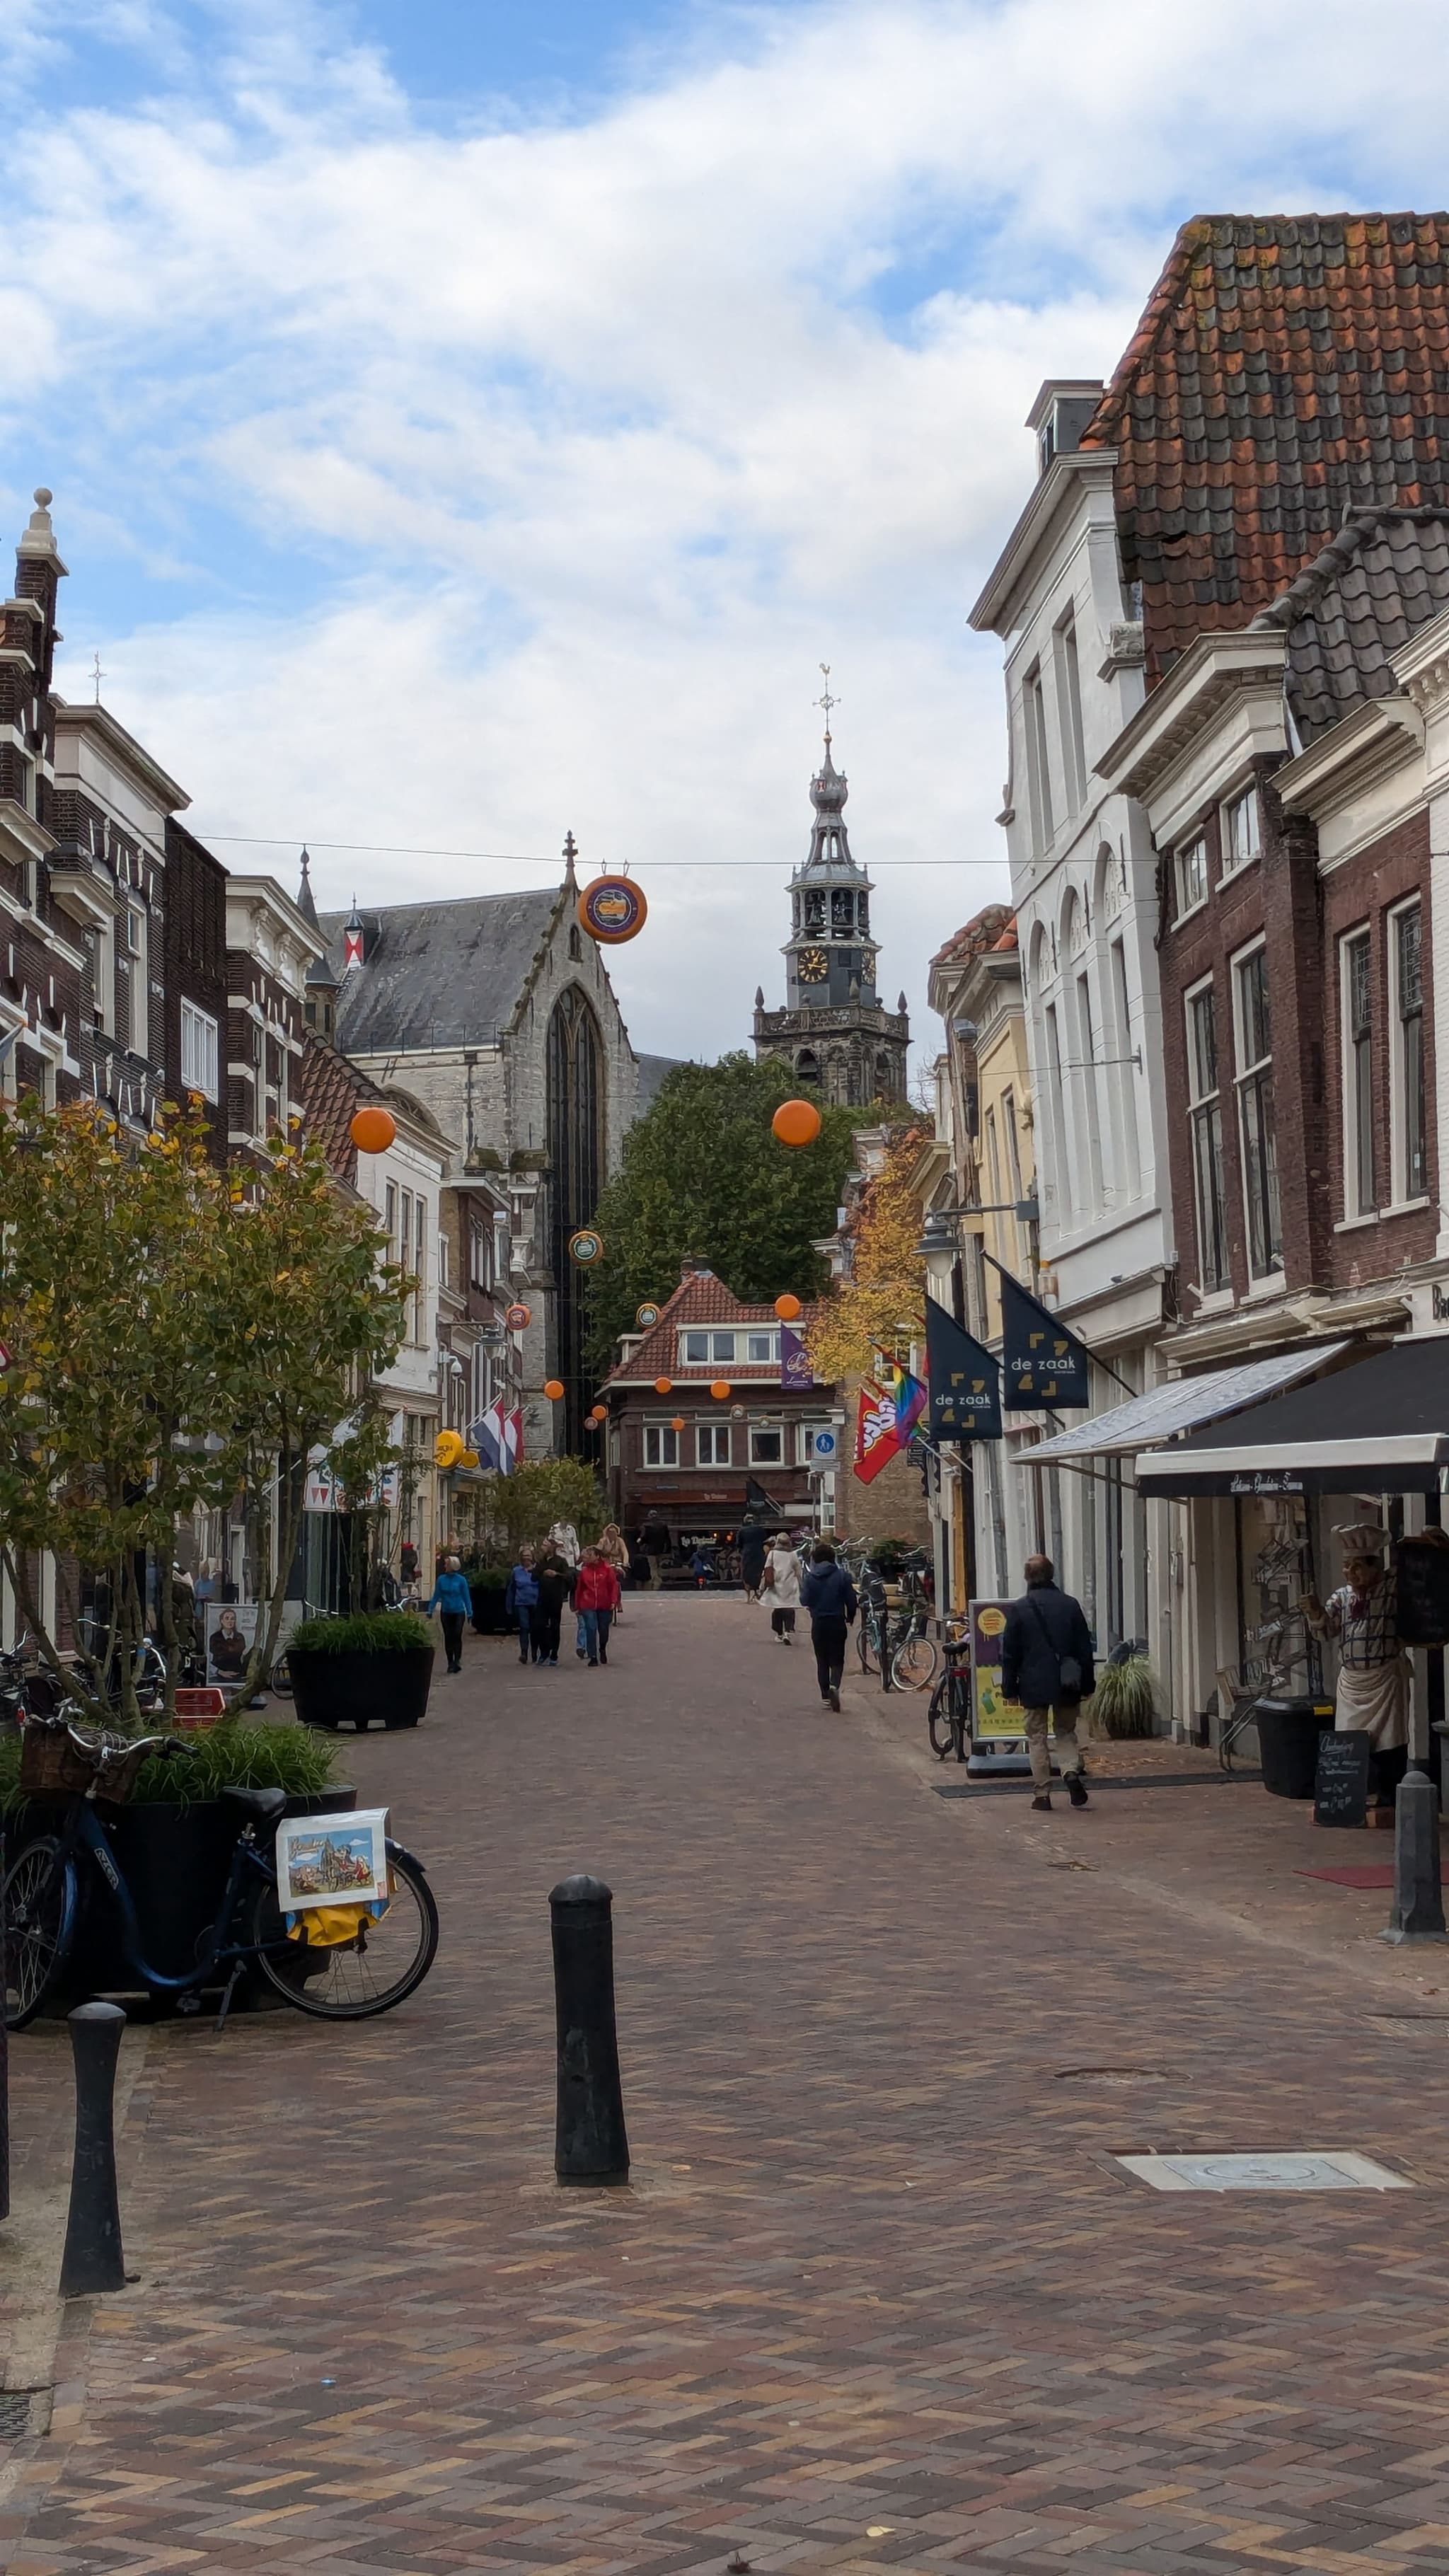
(966, 1597), (1047, 1748)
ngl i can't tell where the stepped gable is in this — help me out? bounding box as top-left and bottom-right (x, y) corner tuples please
(1082, 213), (1449, 684)
(605, 1264), (819, 1387)
(1249, 503), (1449, 741)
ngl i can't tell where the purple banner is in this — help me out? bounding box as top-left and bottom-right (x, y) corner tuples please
(780, 1324), (814, 1391)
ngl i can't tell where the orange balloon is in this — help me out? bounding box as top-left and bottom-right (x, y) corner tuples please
(654, 1375), (673, 1394)
(772, 1097), (821, 1148)
(774, 1293), (802, 1322)
(543, 1378), (565, 1401)
(670, 1415), (686, 1431)
(590, 1404), (607, 1423)
(350, 1104), (397, 1155)
(710, 1380), (731, 1400)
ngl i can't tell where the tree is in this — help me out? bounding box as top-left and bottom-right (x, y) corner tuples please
(476, 1460), (602, 1562)
(804, 1128), (927, 1386)
(585, 1055), (859, 1373)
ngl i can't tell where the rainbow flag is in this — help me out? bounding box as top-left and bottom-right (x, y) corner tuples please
(875, 1348), (928, 1443)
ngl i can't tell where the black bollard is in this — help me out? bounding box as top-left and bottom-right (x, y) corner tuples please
(550, 1874), (630, 2184)
(59, 2002), (127, 2297)
(1383, 1766), (1448, 1946)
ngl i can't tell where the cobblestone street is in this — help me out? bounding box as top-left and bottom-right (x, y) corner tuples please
(9, 1594), (1449, 2573)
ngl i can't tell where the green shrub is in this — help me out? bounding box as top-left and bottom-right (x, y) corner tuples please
(288, 1611), (433, 1655)
(467, 1566), (509, 1593)
(1090, 1654), (1157, 1740)
(0, 1717), (342, 1815)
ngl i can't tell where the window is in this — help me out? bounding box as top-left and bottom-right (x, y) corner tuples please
(696, 1423), (730, 1465)
(414, 1196), (427, 1341)
(1175, 835), (1208, 918)
(1341, 928), (1375, 1217)
(1186, 981), (1228, 1292)
(1221, 786), (1261, 874)
(749, 1424), (784, 1465)
(1075, 969), (1104, 1205)
(438, 1229), (449, 1290)
(1393, 902), (1426, 1202)
(682, 1329), (736, 1363)
(469, 1219), (490, 1290)
(1044, 1003), (1071, 1223)
(1109, 938), (1139, 1194)
(179, 999), (218, 1101)
(746, 1331), (778, 1363)
(1053, 613), (1087, 812)
(384, 1182), (397, 1255)
(1022, 664), (1054, 855)
(645, 1425), (680, 1467)
(1233, 945), (1281, 1276)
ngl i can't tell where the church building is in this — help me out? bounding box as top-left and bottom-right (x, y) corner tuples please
(752, 724), (909, 1106)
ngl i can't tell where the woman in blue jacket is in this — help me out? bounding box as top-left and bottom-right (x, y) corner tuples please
(504, 1549), (541, 1665)
(426, 1553), (474, 1675)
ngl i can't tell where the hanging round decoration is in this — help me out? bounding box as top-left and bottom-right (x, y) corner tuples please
(729, 1404), (746, 1421)
(635, 1303), (661, 1329)
(460, 1448), (480, 1470)
(543, 1377), (565, 1401)
(569, 1228), (605, 1266)
(505, 1302), (531, 1332)
(774, 1293), (802, 1322)
(771, 1098), (821, 1148)
(670, 1414), (686, 1432)
(654, 1376), (673, 1394)
(577, 876), (647, 945)
(710, 1380), (732, 1401)
(350, 1104), (397, 1155)
(435, 1430), (465, 1469)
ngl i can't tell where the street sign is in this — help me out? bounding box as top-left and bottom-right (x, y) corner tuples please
(811, 1429), (837, 1459)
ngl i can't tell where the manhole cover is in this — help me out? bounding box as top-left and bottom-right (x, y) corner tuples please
(1057, 2066), (1167, 2085)
(0, 2391), (48, 2442)
(1116, 2151), (1409, 2193)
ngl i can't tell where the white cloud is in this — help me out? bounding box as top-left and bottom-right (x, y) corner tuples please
(16, 0), (1449, 1061)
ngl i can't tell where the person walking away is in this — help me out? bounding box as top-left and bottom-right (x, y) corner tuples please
(800, 1540), (858, 1710)
(1303, 1520), (1409, 1811)
(505, 1547), (540, 1665)
(426, 1553), (473, 1675)
(598, 1524), (630, 1622)
(574, 1546), (621, 1666)
(1000, 1554), (1094, 1810)
(640, 1515), (670, 1588)
(764, 1532), (800, 1642)
(546, 1518), (580, 1571)
(533, 1551), (571, 1666)
(739, 1520), (769, 1601)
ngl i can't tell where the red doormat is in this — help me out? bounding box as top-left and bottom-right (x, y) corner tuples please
(1296, 1864), (1395, 1888)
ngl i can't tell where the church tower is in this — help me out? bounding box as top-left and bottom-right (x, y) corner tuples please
(752, 705), (909, 1107)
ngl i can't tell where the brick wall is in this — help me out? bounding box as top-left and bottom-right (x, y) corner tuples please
(163, 821), (228, 1162)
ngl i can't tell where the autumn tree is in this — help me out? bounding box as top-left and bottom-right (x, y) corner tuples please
(804, 1128), (928, 1386)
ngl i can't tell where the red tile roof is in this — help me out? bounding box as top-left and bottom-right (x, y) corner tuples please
(294, 1034), (396, 1184)
(1082, 213), (1449, 685)
(929, 903), (1015, 975)
(603, 1265), (821, 1388)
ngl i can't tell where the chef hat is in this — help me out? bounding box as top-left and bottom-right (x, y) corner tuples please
(1334, 1519), (1389, 1554)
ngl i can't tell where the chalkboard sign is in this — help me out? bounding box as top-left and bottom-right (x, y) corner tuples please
(1395, 1534), (1449, 1646)
(1314, 1728), (1373, 1828)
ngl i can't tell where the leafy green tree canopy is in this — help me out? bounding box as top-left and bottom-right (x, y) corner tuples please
(585, 1054), (859, 1375)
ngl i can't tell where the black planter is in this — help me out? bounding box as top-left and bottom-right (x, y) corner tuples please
(289, 1646), (434, 1731)
(468, 1586), (513, 1634)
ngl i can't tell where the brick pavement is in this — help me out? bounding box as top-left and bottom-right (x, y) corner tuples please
(7, 1596), (1449, 2572)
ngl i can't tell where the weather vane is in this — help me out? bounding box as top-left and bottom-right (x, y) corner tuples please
(814, 662), (839, 744)
(91, 652), (105, 705)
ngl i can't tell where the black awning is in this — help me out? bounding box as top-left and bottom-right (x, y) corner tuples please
(1133, 1336), (1449, 1498)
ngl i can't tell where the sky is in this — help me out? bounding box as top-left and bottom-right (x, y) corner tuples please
(6, 1), (1449, 1067)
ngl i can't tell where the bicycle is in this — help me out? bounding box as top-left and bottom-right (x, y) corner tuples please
(890, 1573), (940, 1694)
(2, 1719), (439, 2031)
(927, 1632), (972, 1762)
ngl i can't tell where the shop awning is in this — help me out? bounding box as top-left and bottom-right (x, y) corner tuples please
(1134, 1336), (1449, 1498)
(1020, 1343), (1350, 1468)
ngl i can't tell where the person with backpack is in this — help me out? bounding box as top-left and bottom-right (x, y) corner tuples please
(1000, 1554), (1095, 1810)
(504, 1548), (540, 1665)
(799, 1539), (858, 1710)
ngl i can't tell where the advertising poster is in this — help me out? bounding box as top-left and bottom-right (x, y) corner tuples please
(967, 1598), (1046, 1744)
(275, 1806), (391, 1927)
(207, 1601), (259, 1685)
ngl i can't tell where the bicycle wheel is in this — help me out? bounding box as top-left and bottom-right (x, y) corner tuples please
(4, 1837), (77, 2028)
(893, 1631), (940, 1694)
(249, 1845), (439, 2020)
(857, 1617), (879, 1675)
(926, 1675), (957, 1759)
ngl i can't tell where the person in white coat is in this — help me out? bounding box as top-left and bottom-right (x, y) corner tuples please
(763, 1533), (802, 1642)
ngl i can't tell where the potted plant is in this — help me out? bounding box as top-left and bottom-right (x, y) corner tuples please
(1090, 1651), (1157, 1740)
(287, 1611), (435, 1732)
(466, 1565), (512, 1634)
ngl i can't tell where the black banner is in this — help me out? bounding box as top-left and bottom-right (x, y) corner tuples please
(925, 1295), (1002, 1443)
(998, 1270), (1091, 1409)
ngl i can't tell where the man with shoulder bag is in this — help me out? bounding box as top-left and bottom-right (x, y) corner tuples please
(1000, 1554), (1095, 1812)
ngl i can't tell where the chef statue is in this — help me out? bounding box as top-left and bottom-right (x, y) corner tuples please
(1302, 1520), (1409, 1808)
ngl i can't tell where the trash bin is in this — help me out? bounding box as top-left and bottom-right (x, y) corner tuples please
(1254, 1694), (1333, 1799)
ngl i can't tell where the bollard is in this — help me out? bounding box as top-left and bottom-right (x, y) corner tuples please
(1383, 1766), (1448, 1946)
(549, 1874), (630, 2184)
(59, 2002), (127, 2297)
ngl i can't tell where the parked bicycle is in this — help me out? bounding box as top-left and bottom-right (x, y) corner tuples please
(2, 1718), (439, 2030)
(927, 1628), (972, 1762)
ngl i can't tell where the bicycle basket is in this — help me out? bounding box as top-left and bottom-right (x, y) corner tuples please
(18, 1716), (108, 1798)
(91, 1736), (153, 1807)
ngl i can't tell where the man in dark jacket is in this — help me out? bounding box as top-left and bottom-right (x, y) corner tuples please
(739, 1521), (770, 1600)
(999, 1554), (1094, 1811)
(800, 1540), (858, 1711)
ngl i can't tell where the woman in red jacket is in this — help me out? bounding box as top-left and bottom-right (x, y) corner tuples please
(573, 1547), (622, 1666)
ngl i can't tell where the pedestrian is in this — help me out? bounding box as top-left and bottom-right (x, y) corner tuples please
(504, 1546), (540, 1665)
(763, 1530), (800, 1642)
(1303, 1520), (1409, 1811)
(533, 1549), (572, 1666)
(1000, 1553), (1094, 1810)
(739, 1520), (769, 1600)
(800, 1538), (858, 1711)
(598, 1523), (630, 1621)
(690, 1541), (713, 1588)
(546, 1518), (580, 1571)
(425, 1552), (474, 1675)
(573, 1544), (621, 1666)
(640, 1515), (670, 1588)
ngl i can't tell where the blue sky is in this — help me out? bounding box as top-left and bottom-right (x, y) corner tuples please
(5, 1), (1449, 1061)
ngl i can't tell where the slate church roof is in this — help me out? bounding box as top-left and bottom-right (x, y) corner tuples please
(1250, 504), (1449, 741)
(318, 888), (562, 1053)
(1083, 213), (1449, 684)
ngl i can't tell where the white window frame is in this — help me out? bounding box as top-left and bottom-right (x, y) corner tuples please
(1022, 663), (1054, 856)
(1174, 833), (1208, 921)
(1219, 783), (1261, 880)
(681, 1329), (737, 1365)
(1052, 610), (1087, 813)
(179, 998), (219, 1102)
(645, 1424), (680, 1468)
(1231, 937), (1282, 1279)
(745, 1329), (778, 1363)
(696, 1423), (730, 1467)
(749, 1422), (785, 1466)
(1185, 972), (1229, 1295)
(1389, 897), (1428, 1208)
(1339, 924), (1376, 1221)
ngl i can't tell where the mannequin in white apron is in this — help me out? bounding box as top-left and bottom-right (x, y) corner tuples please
(1303, 1519), (1408, 1806)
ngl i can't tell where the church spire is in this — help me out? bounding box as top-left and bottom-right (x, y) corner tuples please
(295, 846), (318, 929)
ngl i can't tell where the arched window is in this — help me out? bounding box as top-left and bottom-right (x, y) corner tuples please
(795, 1048), (820, 1085)
(547, 986), (604, 1449)
(874, 1050), (892, 1101)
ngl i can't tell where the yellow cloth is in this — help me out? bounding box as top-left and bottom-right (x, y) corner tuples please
(287, 1902), (372, 1948)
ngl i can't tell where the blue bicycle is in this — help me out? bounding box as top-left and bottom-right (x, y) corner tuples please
(2, 1721), (439, 2030)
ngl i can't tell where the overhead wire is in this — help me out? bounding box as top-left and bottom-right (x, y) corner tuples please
(200, 833), (1010, 869)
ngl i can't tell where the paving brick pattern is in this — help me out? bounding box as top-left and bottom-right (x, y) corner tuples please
(8, 1598), (1449, 2572)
